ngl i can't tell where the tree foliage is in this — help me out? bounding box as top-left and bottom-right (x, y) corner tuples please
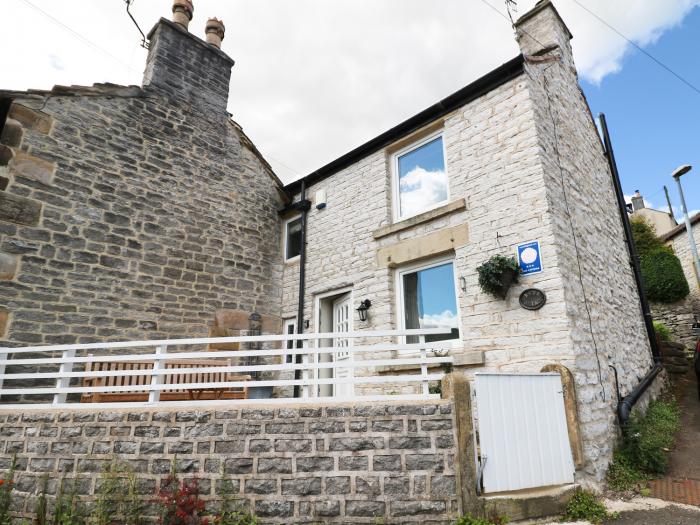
(631, 217), (689, 303)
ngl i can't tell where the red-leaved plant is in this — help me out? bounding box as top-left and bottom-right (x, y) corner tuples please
(155, 475), (209, 525)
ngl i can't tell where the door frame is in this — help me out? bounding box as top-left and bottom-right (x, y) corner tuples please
(313, 286), (354, 335)
(314, 286), (354, 397)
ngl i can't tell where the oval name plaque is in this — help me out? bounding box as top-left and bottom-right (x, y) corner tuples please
(519, 288), (546, 311)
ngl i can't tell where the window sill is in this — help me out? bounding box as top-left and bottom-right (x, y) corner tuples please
(376, 350), (484, 374)
(373, 198), (466, 240)
(284, 256), (300, 265)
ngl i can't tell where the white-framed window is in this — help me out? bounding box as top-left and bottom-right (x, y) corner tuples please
(283, 318), (297, 363)
(396, 256), (460, 348)
(391, 131), (449, 222)
(283, 216), (302, 261)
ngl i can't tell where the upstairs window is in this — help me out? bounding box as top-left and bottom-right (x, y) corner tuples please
(284, 216), (302, 261)
(393, 133), (448, 221)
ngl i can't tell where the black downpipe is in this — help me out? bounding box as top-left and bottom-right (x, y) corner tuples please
(600, 112), (663, 424)
(0, 98), (12, 138)
(293, 181), (311, 398)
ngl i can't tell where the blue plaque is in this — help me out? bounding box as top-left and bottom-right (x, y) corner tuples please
(517, 241), (542, 275)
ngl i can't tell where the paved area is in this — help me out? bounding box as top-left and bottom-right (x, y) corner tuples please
(603, 506), (700, 524)
(648, 372), (700, 506)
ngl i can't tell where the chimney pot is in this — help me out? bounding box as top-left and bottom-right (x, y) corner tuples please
(205, 18), (225, 49)
(631, 191), (645, 211)
(172, 0), (194, 29)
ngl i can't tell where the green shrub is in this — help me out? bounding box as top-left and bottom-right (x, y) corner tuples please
(561, 489), (616, 524)
(640, 248), (689, 303)
(653, 321), (672, 341)
(0, 455), (16, 525)
(623, 398), (681, 475)
(52, 477), (88, 525)
(217, 473), (257, 525)
(630, 217), (689, 303)
(630, 217), (665, 256)
(606, 452), (647, 492)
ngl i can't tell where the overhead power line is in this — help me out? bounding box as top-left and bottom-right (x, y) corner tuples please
(18, 0), (139, 74)
(569, 0), (700, 96)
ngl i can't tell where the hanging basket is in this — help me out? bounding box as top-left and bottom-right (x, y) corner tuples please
(477, 255), (521, 299)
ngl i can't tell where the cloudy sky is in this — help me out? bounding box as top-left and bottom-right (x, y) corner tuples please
(2, 0), (699, 208)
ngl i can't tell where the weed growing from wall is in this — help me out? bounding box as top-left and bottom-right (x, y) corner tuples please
(607, 397), (681, 491)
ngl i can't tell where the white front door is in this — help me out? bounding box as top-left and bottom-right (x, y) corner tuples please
(332, 294), (353, 397)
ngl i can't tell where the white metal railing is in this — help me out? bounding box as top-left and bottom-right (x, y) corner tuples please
(0, 329), (454, 408)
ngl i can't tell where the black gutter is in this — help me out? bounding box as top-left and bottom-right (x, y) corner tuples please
(600, 112), (663, 424)
(293, 180), (311, 398)
(285, 55), (525, 195)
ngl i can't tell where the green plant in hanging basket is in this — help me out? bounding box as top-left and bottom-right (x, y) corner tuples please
(477, 255), (521, 299)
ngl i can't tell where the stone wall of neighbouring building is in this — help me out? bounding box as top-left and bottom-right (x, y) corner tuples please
(657, 229), (700, 346)
(668, 224), (700, 304)
(0, 400), (459, 524)
(0, 17), (284, 348)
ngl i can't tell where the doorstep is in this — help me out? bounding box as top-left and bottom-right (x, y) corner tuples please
(481, 483), (579, 522)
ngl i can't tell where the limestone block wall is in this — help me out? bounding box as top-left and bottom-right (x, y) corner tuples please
(517, 2), (655, 480)
(281, 72), (574, 381)
(0, 401), (459, 524)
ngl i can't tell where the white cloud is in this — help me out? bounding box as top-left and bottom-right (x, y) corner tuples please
(2, 0), (698, 181)
(48, 54), (65, 71)
(399, 167), (448, 218)
(420, 310), (458, 329)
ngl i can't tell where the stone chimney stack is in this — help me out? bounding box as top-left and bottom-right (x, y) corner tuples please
(631, 190), (645, 211)
(205, 18), (225, 49)
(514, 0), (574, 69)
(172, 0), (194, 29)
(142, 3), (234, 115)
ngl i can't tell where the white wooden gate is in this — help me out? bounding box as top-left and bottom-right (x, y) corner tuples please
(475, 373), (575, 493)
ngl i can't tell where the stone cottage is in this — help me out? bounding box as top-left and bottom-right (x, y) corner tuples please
(280, 0), (658, 481)
(0, 0), (661, 497)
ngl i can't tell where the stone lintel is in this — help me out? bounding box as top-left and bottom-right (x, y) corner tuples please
(376, 224), (469, 269)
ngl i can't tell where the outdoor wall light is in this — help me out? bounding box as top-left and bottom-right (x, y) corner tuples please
(460, 276), (467, 292)
(356, 299), (372, 322)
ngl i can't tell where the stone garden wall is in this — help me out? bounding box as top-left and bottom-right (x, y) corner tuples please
(0, 400), (460, 524)
(651, 297), (699, 349)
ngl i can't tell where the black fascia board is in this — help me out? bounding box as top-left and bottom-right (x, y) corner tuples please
(285, 54), (525, 196)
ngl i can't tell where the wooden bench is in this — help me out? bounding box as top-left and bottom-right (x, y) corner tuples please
(80, 359), (250, 403)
